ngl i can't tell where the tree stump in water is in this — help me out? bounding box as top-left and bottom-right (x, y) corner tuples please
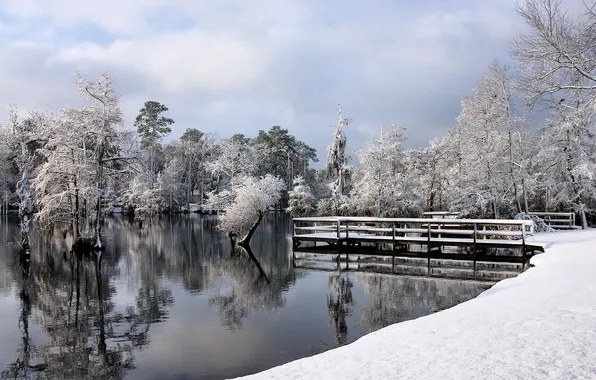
(72, 237), (104, 255)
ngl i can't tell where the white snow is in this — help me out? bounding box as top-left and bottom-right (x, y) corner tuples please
(234, 229), (596, 380)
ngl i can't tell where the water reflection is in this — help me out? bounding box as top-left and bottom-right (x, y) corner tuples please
(327, 274), (354, 345)
(358, 274), (485, 332)
(0, 214), (491, 379)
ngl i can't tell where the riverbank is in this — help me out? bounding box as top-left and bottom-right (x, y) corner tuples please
(235, 229), (596, 380)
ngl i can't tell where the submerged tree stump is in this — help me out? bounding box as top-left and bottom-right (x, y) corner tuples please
(72, 237), (105, 255)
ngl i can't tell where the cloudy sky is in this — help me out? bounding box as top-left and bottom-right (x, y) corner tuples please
(0, 0), (528, 164)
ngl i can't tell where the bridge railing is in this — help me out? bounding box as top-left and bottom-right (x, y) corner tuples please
(293, 217), (535, 249)
(527, 212), (578, 229)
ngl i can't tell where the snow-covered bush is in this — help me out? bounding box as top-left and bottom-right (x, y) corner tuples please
(317, 182), (350, 216)
(286, 176), (314, 216)
(514, 213), (556, 233)
(123, 173), (164, 220)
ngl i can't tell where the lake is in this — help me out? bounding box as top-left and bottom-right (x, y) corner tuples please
(0, 213), (491, 379)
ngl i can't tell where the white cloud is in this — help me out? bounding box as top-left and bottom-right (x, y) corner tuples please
(0, 0), (532, 162)
(53, 29), (270, 93)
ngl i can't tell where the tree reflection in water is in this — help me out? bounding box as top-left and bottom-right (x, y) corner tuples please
(1, 248), (42, 378)
(113, 214), (299, 330)
(1, 227), (174, 380)
(358, 273), (490, 331)
(327, 273), (354, 345)
(0, 213), (489, 379)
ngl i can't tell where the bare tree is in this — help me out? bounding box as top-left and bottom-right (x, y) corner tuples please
(511, 0), (596, 106)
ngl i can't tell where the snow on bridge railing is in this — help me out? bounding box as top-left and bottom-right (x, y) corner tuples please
(293, 216), (535, 226)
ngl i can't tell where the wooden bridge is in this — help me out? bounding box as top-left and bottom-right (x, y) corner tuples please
(292, 217), (545, 278)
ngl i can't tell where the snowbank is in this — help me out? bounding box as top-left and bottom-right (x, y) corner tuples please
(235, 230), (596, 380)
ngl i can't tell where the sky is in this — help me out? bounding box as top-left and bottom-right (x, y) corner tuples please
(0, 0), (529, 164)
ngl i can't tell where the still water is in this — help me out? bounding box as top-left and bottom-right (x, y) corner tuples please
(0, 213), (490, 379)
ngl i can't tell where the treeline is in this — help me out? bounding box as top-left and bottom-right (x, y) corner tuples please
(0, 75), (317, 250)
(299, 59), (595, 227)
(292, 0), (596, 228)
(1, 0), (596, 253)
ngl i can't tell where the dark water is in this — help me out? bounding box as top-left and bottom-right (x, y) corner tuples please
(0, 214), (490, 379)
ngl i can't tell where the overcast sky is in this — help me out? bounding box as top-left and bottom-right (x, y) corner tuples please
(0, 0), (530, 164)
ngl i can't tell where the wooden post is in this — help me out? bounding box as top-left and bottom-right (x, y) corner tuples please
(437, 223), (442, 253)
(335, 219), (341, 252)
(392, 222), (396, 251)
(521, 249), (526, 272)
(521, 221), (527, 252)
(427, 222), (431, 275)
(473, 223), (478, 280)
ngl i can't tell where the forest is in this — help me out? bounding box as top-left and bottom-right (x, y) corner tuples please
(1, 0), (595, 252)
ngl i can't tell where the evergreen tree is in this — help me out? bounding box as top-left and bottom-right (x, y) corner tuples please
(134, 101), (174, 188)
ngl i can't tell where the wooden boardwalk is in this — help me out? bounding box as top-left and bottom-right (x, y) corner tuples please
(292, 217), (545, 277)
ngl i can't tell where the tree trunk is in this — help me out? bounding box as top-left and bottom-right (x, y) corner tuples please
(522, 178), (529, 213)
(238, 211), (264, 247)
(17, 168), (32, 256)
(187, 157), (192, 211)
(428, 181), (435, 211)
(241, 245), (270, 284)
(94, 144), (105, 250)
(579, 202), (588, 229)
(228, 232), (237, 247)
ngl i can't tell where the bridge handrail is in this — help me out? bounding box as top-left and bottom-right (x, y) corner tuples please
(527, 211), (576, 228)
(293, 216), (534, 226)
(292, 216), (535, 248)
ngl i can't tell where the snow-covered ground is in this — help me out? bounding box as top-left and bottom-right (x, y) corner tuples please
(235, 229), (596, 380)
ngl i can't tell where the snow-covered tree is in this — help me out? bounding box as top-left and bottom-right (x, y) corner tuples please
(511, 0), (596, 226)
(319, 106), (352, 215)
(250, 126), (318, 188)
(158, 148), (185, 211)
(512, 0), (596, 108)
(0, 107), (49, 254)
(350, 124), (423, 217)
(210, 134), (256, 186)
(31, 73), (134, 249)
(410, 138), (451, 211)
(174, 128), (215, 208)
(533, 98), (596, 227)
(286, 176), (315, 216)
(122, 171), (164, 221)
(32, 113), (88, 237)
(444, 62), (527, 218)
(208, 174), (285, 247)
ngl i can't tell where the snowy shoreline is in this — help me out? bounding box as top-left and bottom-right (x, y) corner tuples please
(234, 229), (596, 380)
